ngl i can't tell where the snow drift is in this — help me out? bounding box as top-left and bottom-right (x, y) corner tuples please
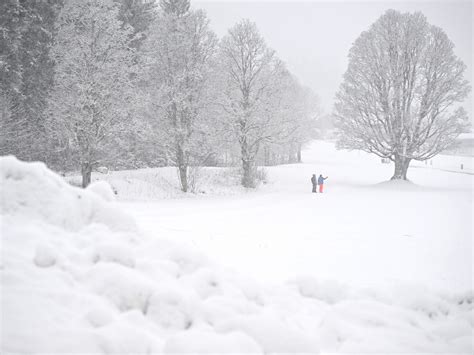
(1, 156), (472, 354)
(1, 156), (136, 232)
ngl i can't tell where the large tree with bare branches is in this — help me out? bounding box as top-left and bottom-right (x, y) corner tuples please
(142, 0), (217, 192)
(335, 10), (470, 180)
(218, 19), (286, 188)
(48, 0), (136, 187)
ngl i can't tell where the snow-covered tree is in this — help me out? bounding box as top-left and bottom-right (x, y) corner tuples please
(292, 86), (321, 161)
(141, 0), (218, 192)
(0, 0), (60, 162)
(218, 19), (287, 187)
(214, 44), (319, 170)
(48, 0), (136, 187)
(0, 0), (24, 158)
(270, 73), (320, 164)
(114, 0), (157, 49)
(0, 1), (23, 110)
(335, 10), (471, 180)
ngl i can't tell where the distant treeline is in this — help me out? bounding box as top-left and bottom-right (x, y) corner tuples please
(0, 0), (321, 189)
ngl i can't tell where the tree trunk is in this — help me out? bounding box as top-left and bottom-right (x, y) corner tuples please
(81, 162), (92, 188)
(288, 144), (296, 164)
(402, 158), (411, 180)
(391, 155), (411, 180)
(178, 165), (188, 192)
(176, 145), (188, 192)
(240, 138), (256, 188)
(264, 146), (270, 166)
(297, 144), (302, 163)
(242, 158), (255, 188)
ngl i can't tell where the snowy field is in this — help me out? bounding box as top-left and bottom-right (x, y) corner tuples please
(1, 141), (473, 354)
(411, 154), (473, 174)
(125, 141), (473, 292)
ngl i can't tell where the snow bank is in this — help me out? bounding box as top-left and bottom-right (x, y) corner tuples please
(1, 156), (135, 232)
(1, 156), (472, 354)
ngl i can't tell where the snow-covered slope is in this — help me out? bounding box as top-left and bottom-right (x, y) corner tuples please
(1, 150), (473, 354)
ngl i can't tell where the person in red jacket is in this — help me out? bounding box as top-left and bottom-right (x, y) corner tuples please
(318, 174), (328, 193)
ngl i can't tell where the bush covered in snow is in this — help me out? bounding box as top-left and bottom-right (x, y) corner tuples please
(1, 156), (472, 354)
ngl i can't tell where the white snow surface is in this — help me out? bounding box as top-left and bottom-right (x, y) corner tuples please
(1, 141), (473, 354)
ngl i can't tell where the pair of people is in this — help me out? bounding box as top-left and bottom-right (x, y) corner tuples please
(311, 174), (328, 193)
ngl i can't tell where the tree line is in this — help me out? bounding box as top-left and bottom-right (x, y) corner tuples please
(3, 2), (468, 185)
(0, 0), (320, 189)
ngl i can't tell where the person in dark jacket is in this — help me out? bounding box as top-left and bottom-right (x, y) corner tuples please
(318, 174), (328, 193)
(311, 174), (317, 193)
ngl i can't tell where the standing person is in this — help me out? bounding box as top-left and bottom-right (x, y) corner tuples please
(311, 174), (317, 193)
(318, 174), (328, 193)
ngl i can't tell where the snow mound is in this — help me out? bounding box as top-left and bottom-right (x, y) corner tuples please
(216, 312), (320, 353)
(93, 242), (136, 267)
(289, 277), (350, 304)
(0, 156), (136, 232)
(372, 179), (423, 190)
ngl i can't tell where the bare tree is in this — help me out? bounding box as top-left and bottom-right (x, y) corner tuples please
(142, 0), (217, 192)
(335, 10), (471, 180)
(276, 75), (321, 164)
(48, 0), (136, 187)
(218, 19), (284, 188)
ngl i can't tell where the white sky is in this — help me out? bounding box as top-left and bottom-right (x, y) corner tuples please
(194, 0), (473, 119)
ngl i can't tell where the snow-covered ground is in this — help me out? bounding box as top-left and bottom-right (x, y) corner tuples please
(412, 153), (473, 174)
(1, 141), (473, 354)
(125, 141), (473, 292)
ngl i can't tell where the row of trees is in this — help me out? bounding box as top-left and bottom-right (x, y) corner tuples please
(1, 0), (320, 189)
